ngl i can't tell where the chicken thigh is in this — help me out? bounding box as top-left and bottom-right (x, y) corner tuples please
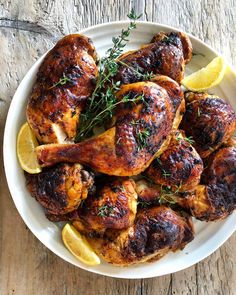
(182, 139), (236, 221)
(87, 206), (194, 266)
(25, 163), (94, 215)
(181, 92), (236, 158)
(73, 178), (137, 235)
(146, 130), (203, 192)
(115, 31), (192, 84)
(27, 34), (98, 144)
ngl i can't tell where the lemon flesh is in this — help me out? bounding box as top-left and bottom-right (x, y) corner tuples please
(181, 56), (227, 91)
(17, 122), (42, 174)
(62, 224), (100, 266)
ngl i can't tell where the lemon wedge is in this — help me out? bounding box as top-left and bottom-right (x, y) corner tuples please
(181, 56), (227, 91)
(62, 223), (100, 266)
(17, 122), (42, 174)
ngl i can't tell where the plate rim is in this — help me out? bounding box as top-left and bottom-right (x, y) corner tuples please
(3, 20), (236, 279)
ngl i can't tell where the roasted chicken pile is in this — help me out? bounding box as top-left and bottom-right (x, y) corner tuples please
(25, 30), (236, 267)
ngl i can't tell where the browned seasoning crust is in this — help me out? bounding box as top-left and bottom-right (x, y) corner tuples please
(87, 206), (194, 266)
(183, 145), (236, 221)
(27, 34), (98, 144)
(23, 29), (236, 266)
(72, 178), (137, 234)
(150, 75), (185, 130)
(135, 179), (163, 203)
(115, 31), (192, 84)
(25, 163), (94, 215)
(36, 80), (180, 176)
(181, 92), (236, 158)
(146, 130), (203, 192)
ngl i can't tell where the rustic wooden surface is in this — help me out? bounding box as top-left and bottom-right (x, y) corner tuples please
(0, 0), (236, 294)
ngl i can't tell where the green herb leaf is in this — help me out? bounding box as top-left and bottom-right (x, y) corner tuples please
(137, 200), (151, 208)
(97, 205), (115, 217)
(185, 136), (195, 145)
(162, 169), (171, 178)
(49, 73), (73, 89)
(75, 10), (142, 142)
(137, 128), (150, 150)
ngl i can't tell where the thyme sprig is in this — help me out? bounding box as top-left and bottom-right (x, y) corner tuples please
(177, 135), (195, 145)
(118, 60), (154, 81)
(97, 205), (115, 217)
(185, 136), (195, 145)
(75, 9), (142, 142)
(77, 93), (145, 140)
(137, 176), (182, 208)
(49, 73), (73, 89)
(137, 129), (150, 150)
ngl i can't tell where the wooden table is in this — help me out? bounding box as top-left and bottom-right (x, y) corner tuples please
(0, 0), (236, 294)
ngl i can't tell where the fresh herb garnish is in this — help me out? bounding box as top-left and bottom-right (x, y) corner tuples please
(97, 205), (115, 217)
(137, 128), (150, 150)
(118, 60), (154, 81)
(155, 157), (162, 165)
(77, 93), (144, 140)
(159, 185), (177, 205)
(185, 136), (195, 145)
(137, 200), (151, 208)
(162, 169), (171, 178)
(176, 134), (195, 145)
(75, 9), (142, 142)
(49, 73), (73, 89)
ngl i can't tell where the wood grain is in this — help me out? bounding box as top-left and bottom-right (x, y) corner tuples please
(0, 0), (236, 294)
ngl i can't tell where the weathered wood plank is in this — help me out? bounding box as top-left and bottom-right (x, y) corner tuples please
(0, 0), (236, 294)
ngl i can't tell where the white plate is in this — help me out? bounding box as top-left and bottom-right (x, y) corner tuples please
(3, 21), (236, 279)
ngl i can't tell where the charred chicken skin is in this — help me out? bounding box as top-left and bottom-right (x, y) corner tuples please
(135, 179), (163, 204)
(87, 206), (194, 266)
(22, 29), (236, 267)
(72, 178), (137, 235)
(181, 92), (236, 158)
(146, 130), (204, 192)
(151, 75), (185, 130)
(27, 34), (98, 144)
(25, 163), (94, 215)
(36, 80), (183, 176)
(115, 31), (192, 84)
(183, 141), (236, 221)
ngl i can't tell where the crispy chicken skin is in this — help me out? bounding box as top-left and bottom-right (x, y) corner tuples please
(72, 178), (137, 234)
(27, 34), (98, 144)
(25, 163), (94, 215)
(146, 130), (203, 192)
(151, 75), (185, 130)
(135, 179), (163, 203)
(183, 143), (236, 221)
(36, 80), (180, 176)
(87, 206), (194, 266)
(181, 92), (236, 158)
(115, 31), (192, 84)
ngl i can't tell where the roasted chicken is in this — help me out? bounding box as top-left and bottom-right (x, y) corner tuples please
(72, 178), (137, 235)
(146, 130), (203, 192)
(22, 28), (236, 267)
(25, 163), (94, 215)
(87, 206), (194, 265)
(36, 79), (183, 176)
(181, 92), (236, 158)
(115, 31), (192, 84)
(27, 34), (98, 144)
(135, 179), (163, 204)
(151, 75), (185, 130)
(182, 140), (236, 221)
